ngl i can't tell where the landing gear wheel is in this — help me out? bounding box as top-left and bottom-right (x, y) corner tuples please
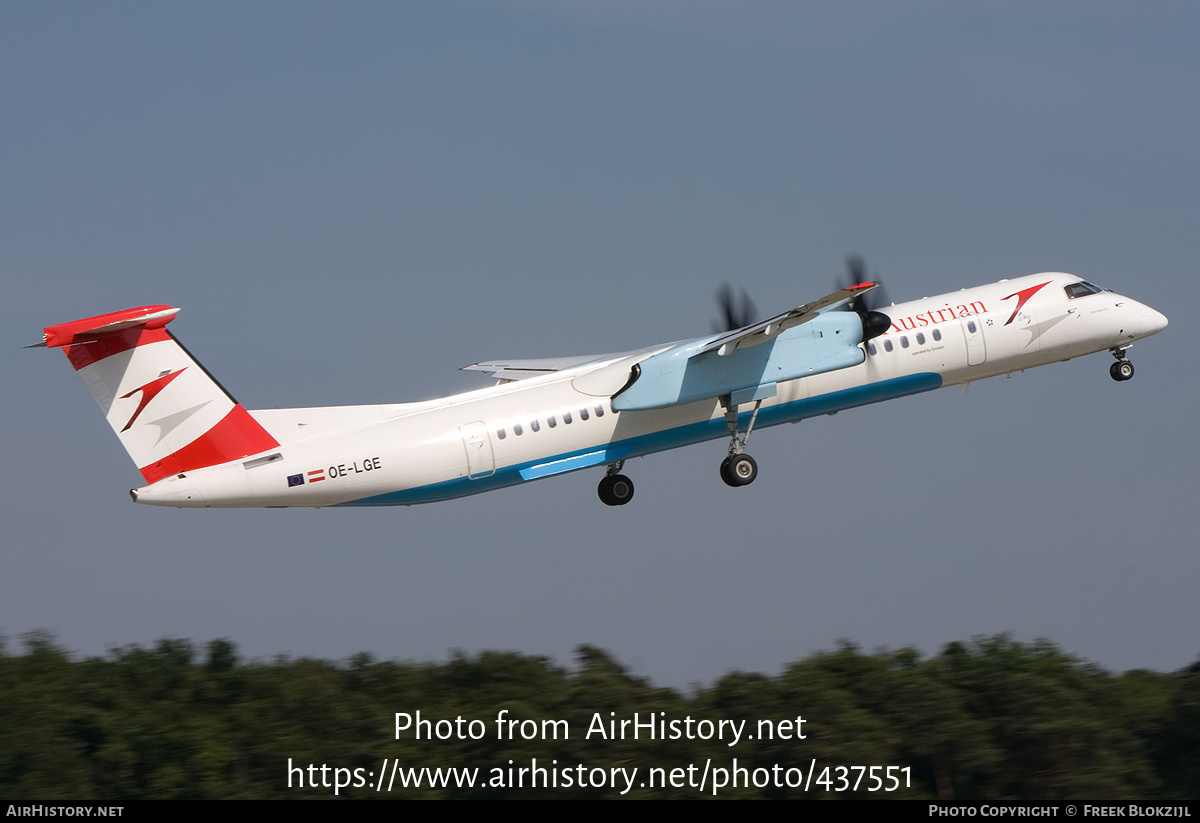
(1110, 360), (1134, 381)
(720, 454), (758, 487)
(597, 474), (634, 506)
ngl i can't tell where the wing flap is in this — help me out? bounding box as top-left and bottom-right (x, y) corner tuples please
(461, 355), (610, 382)
(461, 348), (655, 382)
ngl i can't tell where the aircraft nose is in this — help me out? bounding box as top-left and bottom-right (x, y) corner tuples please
(1142, 307), (1168, 336)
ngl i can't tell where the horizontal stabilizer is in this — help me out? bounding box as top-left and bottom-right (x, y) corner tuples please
(36, 305), (180, 348)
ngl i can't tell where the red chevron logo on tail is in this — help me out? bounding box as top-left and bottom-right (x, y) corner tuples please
(120, 368), (186, 432)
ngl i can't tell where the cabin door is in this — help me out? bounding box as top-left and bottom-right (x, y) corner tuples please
(963, 317), (987, 366)
(459, 421), (495, 479)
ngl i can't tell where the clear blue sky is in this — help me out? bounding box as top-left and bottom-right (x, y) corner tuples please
(3, 1), (1196, 686)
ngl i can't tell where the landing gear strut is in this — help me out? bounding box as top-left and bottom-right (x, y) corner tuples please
(597, 461), (634, 506)
(1109, 347), (1135, 382)
(719, 397), (761, 488)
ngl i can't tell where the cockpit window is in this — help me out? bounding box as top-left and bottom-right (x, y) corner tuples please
(1064, 281), (1105, 299)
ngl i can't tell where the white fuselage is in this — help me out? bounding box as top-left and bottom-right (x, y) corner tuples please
(130, 273), (1166, 508)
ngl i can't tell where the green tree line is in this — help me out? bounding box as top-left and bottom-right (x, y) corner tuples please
(0, 633), (1195, 799)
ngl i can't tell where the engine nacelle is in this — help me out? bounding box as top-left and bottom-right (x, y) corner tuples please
(612, 312), (866, 411)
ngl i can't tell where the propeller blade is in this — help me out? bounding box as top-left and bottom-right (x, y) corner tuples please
(839, 254), (891, 342)
(869, 280), (891, 310)
(713, 282), (758, 332)
(844, 253), (867, 287)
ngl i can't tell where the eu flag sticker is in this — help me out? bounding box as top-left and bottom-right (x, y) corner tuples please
(287, 473), (305, 487)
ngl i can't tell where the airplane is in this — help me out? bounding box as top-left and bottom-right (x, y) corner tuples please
(34, 260), (1167, 508)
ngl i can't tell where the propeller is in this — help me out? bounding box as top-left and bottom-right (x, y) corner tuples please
(713, 281), (759, 332)
(839, 253), (892, 342)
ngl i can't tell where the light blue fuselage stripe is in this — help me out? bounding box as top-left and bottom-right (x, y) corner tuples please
(518, 450), (610, 480)
(336, 372), (942, 507)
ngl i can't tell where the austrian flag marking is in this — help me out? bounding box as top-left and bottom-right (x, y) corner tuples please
(287, 469), (327, 489)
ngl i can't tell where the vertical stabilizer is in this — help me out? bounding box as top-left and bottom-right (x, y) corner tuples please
(39, 306), (279, 483)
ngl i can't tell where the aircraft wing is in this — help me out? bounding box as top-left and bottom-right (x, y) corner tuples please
(462, 353), (627, 382)
(611, 283), (884, 411)
(695, 281), (879, 355)
(465, 284), (877, 382)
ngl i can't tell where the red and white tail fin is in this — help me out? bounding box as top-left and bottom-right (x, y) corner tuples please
(38, 305), (279, 484)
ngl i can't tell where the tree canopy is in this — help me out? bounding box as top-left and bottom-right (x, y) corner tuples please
(0, 634), (1194, 799)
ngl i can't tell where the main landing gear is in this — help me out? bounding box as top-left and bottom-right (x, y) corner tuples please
(1109, 348), (1135, 382)
(597, 461), (634, 506)
(595, 395), (766, 503)
(720, 397), (762, 488)
(720, 453), (757, 487)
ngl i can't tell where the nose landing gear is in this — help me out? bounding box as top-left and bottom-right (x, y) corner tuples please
(1110, 360), (1134, 381)
(1109, 348), (1135, 381)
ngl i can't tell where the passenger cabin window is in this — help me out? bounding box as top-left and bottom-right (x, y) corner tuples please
(868, 342), (877, 356)
(497, 428), (506, 440)
(901, 336), (910, 348)
(580, 408), (589, 421)
(916, 332), (925, 345)
(932, 328), (942, 341)
(563, 411), (573, 424)
(884, 339), (894, 352)
(530, 419), (540, 432)
(514, 424), (523, 436)
(1065, 281), (1105, 299)
(594, 405), (604, 417)
(548, 415), (557, 428)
